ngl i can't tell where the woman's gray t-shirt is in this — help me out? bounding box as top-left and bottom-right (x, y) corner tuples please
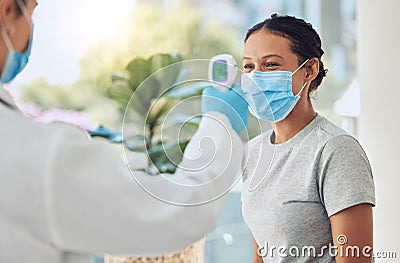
(241, 114), (375, 262)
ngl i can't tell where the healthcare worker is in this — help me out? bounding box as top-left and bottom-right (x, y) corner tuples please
(240, 14), (375, 262)
(0, 0), (248, 262)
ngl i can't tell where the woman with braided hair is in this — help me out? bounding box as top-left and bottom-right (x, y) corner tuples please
(240, 14), (375, 262)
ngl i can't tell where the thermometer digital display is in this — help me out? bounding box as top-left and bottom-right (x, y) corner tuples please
(212, 60), (229, 82)
(208, 54), (237, 91)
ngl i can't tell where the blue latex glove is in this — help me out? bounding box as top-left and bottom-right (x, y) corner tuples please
(88, 125), (123, 143)
(202, 83), (248, 134)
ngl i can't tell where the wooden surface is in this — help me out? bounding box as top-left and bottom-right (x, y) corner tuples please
(105, 239), (205, 263)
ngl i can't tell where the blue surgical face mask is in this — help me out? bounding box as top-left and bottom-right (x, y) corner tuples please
(0, 2), (33, 84)
(241, 59), (309, 122)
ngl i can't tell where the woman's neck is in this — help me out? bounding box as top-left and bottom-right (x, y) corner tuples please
(272, 99), (316, 144)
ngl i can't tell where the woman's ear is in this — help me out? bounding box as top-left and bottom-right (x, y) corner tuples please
(305, 57), (320, 83)
(0, 0), (15, 28)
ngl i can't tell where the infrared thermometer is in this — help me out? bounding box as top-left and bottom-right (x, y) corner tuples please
(208, 54), (237, 91)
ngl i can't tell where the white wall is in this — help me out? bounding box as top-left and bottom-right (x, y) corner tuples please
(357, 0), (400, 260)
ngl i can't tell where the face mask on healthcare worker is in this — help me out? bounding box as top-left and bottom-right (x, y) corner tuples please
(0, 5), (33, 84)
(241, 59), (309, 122)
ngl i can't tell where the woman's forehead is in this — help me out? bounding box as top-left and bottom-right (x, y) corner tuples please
(243, 30), (293, 60)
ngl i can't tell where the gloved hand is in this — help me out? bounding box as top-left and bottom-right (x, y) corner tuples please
(202, 83), (248, 134)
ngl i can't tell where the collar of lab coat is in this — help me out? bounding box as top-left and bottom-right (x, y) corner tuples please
(0, 85), (18, 110)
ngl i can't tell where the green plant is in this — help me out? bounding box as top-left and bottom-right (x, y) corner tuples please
(107, 53), (211, 174)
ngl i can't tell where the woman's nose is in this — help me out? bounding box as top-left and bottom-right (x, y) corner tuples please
(254, 64), (264, 72)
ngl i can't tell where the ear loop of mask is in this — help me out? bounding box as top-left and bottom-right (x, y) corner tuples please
(0, 10), (14, 51)
(295, 82), (308, 97)
(291, 58), (309, 97)
(291, 59), (309, 76)
(1, 26), (14, 51)
(15, 0), (33, 27)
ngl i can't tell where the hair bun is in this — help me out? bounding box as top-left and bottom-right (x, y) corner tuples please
(271, 13), (279, 19)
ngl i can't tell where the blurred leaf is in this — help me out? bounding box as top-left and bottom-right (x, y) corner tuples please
(108, 53), (183, 118)
(134, 76), (160, 114)
(150, 53), (181, 72)
(147, 97), (178, 128)
(148, 140), (190, 173)
(150, 53), (183, 93)
(126, 57), (151, 91)
(107, 81), (134, 107)
(111, 72), (129, 82)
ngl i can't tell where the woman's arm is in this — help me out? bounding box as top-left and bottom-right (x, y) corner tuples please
(252, 235), (264, 263)
(330, 203), (373, 263)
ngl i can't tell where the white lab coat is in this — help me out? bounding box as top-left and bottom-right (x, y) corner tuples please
(0, 87), (244, 263)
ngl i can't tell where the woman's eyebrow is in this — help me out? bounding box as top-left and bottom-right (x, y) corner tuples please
(262, 54), (284, 59)
(242, 54), (284, 60)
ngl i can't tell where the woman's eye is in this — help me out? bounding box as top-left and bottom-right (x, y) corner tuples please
(265, 62), (279, 68)
(243, 64), (254, 69)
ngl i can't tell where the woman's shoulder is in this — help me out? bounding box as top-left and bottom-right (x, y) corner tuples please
(322, 134), (368, 160)
(316, 114), (349, 137)
(310, 114), (355, 147)
(315, 114), (369, 160)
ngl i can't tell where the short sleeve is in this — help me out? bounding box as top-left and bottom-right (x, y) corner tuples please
(318, 135), (375, 217)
